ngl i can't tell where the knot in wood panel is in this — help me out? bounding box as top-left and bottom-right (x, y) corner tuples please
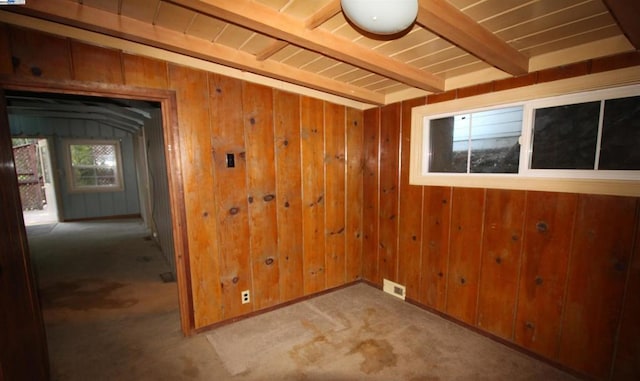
(232, 277), (239, 284)
(229, 207), (240, 215)
(535, 276), (543, 285)
(263, 194), (275, 202)
(31, 66), (43, 77)
(614, 261), (626, 272)
(264, 258), (274, 266)
(536, 221), (548, 232)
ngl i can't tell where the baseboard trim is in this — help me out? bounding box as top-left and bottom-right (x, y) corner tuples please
(359, 281), (590, 381)
(192, 279), (363, 335)
(61, 214), (141, 222)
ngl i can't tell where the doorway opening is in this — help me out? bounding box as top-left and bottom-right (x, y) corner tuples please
(4, 85), (192, 375)
(1, 81), (192, 379)
(6, 89), (180, 268)
(12, 137), (59, 225)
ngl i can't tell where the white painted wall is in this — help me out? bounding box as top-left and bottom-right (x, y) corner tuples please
(9, 115), (140, 221)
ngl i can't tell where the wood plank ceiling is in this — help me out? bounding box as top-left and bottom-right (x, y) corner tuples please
(2, 0), (639, 105)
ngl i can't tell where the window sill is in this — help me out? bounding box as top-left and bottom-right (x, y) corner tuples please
(408, 173), (640, 197)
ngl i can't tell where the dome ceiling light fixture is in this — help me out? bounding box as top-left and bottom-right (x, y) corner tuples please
(340, 0), (419, 35)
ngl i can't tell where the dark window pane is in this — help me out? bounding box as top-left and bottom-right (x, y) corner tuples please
(531, 102), (600, 169)
(599, 95), (640, 170)
(429, 116), (468, 173)
(469, 107), (521, 173)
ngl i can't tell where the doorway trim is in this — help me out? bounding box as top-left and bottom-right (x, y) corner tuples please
(1, 77), (195, 335)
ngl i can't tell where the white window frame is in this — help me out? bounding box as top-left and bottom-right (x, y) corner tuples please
(409, 67), (640, 197)
(64, 139), (124, 193)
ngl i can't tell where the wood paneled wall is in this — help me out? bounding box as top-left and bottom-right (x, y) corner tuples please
(363, 98), (640, 381)
(1, 25), (363, 329)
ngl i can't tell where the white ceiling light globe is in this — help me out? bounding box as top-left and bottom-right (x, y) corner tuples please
(341, 0), (419, 35)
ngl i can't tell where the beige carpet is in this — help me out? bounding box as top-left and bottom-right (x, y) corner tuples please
(30, 219), (579, 381)
(206, 283), (578, 381)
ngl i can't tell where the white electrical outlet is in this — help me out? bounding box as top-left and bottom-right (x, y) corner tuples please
(241, 290), (250, 304)
(383, 279), (406, 300)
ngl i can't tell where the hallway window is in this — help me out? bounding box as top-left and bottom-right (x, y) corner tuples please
(65, 140), (124, 192)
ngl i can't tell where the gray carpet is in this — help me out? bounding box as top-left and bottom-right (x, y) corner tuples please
(206, 283), (578, 381)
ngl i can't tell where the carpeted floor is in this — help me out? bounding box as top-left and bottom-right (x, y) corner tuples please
(27, 218), (579, 381)
(206, 283), (577, 381)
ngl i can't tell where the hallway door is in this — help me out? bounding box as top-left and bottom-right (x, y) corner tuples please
(0, 90), (49, 380)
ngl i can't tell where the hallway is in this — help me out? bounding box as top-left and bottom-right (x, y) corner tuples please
(27, 219), (224, 380)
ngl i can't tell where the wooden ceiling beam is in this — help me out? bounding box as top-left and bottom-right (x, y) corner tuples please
(305, 0), (341, 29)
(417, 0), (529, 76)
(256, 1), (341, 62)
(169, 0), (445, 92)
(255, 39), (289, 61)
(11, 0), (385, 105)
(602, 0), (640, 50)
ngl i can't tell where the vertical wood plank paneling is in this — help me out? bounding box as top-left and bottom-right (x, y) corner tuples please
(559, 195), (637, 379)
(378, 103), (401, 284)
(70, 41), (123, 84)
(362, 108), (380, 284)
(324, 102), (347, 288)
(345, 107), (364, 282)
(515, 191), (577, 359)
(0, 24), (12, 75)
(122, 54), (168, 89)
(446, 187), (485, 325)
(168, 65), (222, 327)
(612, 205), (640, 380)
(208, 73), (252, 320)
(1, 25), (371, 339)
(273, 90), (304, 302)
(476, 189), (526, 339)
(243, 82), (279, 310)
(300, 96), (326, 294)
(397, 98), (426, 299)
(0, 87), (50, 381)
(9, 26), (72, 80)
(419, 186), (452, 311)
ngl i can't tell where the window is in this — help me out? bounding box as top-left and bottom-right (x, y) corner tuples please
(410, 76), (640, 196)
(65, 140), (124, 192)
(525, 89), (640, 180)
(427, 106), (522, 174)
